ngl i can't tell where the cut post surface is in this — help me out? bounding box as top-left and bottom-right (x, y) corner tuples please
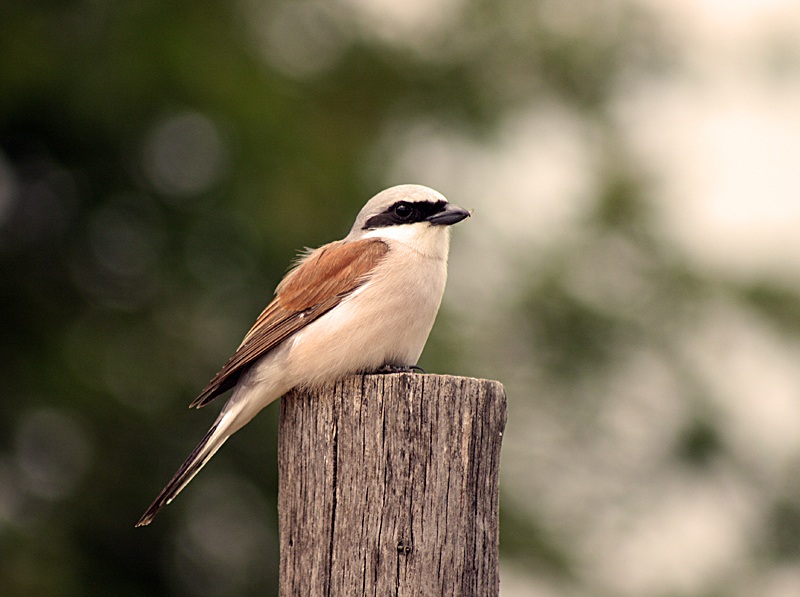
(278, 373), (507, 596)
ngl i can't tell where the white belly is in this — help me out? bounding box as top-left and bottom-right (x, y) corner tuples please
(279, 242), (448, 389)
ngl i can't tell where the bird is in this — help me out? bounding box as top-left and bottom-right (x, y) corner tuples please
(136, 184), (470, 526)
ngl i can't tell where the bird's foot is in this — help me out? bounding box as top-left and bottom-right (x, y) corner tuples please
(374, 364), (425, 374)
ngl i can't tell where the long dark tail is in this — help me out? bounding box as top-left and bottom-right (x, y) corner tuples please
(136, 421), (229, 527)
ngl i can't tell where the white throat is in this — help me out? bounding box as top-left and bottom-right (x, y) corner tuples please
(362, 222), (451, 260)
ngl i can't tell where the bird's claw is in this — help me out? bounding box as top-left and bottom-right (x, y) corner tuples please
(374, 364), (425, 374)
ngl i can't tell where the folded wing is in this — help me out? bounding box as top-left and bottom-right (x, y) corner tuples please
(189, 238), (389, 408)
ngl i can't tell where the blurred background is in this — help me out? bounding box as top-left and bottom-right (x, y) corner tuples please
(2, 0), (800, 595)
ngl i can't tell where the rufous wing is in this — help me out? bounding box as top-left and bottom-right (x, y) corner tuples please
(188, 238), (389, 408)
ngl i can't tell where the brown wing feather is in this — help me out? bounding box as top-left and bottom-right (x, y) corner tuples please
(189, 238), (389, 408)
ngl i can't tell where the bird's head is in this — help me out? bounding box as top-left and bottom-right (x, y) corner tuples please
(347, 185), (470, 256)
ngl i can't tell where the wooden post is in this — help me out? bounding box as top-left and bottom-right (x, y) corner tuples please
(278, 373), (507, 596)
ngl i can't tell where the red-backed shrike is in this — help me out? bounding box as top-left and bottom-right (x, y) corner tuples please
(136, 184), (470, 526)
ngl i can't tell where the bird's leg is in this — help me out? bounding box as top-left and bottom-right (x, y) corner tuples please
(374, 364), (425, 374)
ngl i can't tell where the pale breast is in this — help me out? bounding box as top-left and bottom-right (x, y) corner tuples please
(281, 240), (448, 388)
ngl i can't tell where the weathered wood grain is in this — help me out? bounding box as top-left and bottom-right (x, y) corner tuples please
(278, 373), (507, 596)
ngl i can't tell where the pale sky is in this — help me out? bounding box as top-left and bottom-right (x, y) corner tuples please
(629, 0), (800, 282)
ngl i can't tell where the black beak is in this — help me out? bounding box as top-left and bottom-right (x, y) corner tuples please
(426, 203), (471, 226)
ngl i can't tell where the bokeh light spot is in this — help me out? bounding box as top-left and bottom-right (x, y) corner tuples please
(247, 1), (345, 78)
(172, 474), (278, 595)
(142, 112), (228, 199)
(14, 409), (92, 501)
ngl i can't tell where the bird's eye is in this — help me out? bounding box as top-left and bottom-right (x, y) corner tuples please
(393, 203), (413, 220)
